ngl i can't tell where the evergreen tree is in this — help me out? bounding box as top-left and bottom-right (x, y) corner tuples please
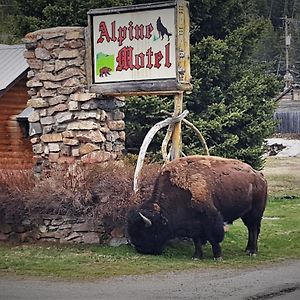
(2, 0), (284, 169)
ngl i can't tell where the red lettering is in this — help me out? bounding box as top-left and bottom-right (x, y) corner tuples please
(135, 52), (145, 70)
(134, 24), (144, 40)
(110, 21), (117, 42)
(154, 51), (163, 68)
(128, 21), (134, 40)
(146, 47), (153, 69)
(164, 43), (171, 68)
(118, 26), (127, 46)
(97, 21), (111, 43)
(145, 24), (154, 39)
(116, 46), (134, 71)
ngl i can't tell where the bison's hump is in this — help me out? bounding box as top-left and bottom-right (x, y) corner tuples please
(160, 155), (263, 204)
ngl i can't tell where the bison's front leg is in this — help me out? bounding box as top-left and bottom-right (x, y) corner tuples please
(192, 238), (203, 259)
(211, 242), (222, 260)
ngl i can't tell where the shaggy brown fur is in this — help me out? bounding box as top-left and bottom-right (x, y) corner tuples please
(127, 155), (267, 259)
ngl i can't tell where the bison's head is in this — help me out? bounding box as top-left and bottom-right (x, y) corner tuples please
(127, 207), (170, 255)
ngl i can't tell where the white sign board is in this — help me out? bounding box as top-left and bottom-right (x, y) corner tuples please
(87, 1), (191, 95)
(92, 8), (176, 83)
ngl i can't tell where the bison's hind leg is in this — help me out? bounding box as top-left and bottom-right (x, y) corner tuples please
(241, 214), (262, 256)
(192, 238), (204, 259)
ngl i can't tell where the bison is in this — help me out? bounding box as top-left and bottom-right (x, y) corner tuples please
(127, 155), (267, 259)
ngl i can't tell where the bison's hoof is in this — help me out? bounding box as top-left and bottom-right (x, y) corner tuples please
(192, 256), (203, 260)
(213, 256), (223, 262)
(248, 252), (257, 257)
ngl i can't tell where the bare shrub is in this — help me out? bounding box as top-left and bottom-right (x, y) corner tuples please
(0, 160), (162, 228)
(0, 170), (35, 223)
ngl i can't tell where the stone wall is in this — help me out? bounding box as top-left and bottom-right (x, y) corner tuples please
(23, 27), (125, 166)
(0, 215), (127, 246)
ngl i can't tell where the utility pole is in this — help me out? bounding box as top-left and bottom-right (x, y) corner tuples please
(283, 16), (293, 89)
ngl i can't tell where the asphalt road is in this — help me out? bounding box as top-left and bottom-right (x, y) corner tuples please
(0, 260), (299, 300)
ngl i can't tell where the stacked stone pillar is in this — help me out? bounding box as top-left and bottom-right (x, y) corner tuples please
(23, 27), (125, 165)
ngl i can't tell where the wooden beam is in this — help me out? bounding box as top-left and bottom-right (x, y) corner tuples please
(170, 92), (183, 160)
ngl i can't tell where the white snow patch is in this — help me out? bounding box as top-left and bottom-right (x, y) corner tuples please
(266, 138), (300, 157)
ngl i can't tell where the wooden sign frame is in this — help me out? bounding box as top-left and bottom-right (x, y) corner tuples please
(86, 0), (191, 96)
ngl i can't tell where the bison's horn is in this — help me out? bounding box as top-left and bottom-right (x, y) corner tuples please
(139, 212), (152, 227)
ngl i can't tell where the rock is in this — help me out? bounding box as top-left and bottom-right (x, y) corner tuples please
(63, 77), (80, 87)
(51, 219), (64, 226)
(79, 143), (100, 155)
(28, 111), (40, 122)
(54, 60), (67, 72)
(27, 79), (43, 88)
(35, 47), (51, 60)
(60, 144), (71, 156)
(40, 133), (63, 142)
(68, 101), (80, 111)
(44, 63), (55, 72)
(70, 93), (96, 102)
(58, 49), (80, 59)
(48, 104), (68, 116)
(27, 59), (43, 69)
(108, 237), (128, 247)
(76, 130), (106, 143)
(55, 111), (73, 123)
(72, 148), (80, 157)
(98, 98), (125, 111)
(44, 81), (61, 89)
(62, 131), (75, 138)
(27, 98), (49, 108)
(82, 232), (99, 244)
(81, 150), (116, 164)
(67, 121), (99, 130)
(63, 138), (79, 146)
(40, 88), (56, 98)
(39, 225), (47, 233)
(65, 232), (82, 241)
(106, 131), (119, 142)
(62, 40), (83, 49)
(112, 110), (125, 120)
(65, 31), (84, 40)
(48, 143), (60, 152)
(32, 143), (44, 154)
(107, 120), (125, 131)
(119, 131), (126, 141)
(43, 125), (53, 134)
(81, 100), (98, 110)
(48, 95), (67, 106)
(75, 111), (98, 120)
(40, 116), (55, 125)
(24, 50), (35, 59)
(30, 137), (40, 144)
(58, 86), (78, 95)
(38, 68), (83, 82)
(42, 40), (59, 50)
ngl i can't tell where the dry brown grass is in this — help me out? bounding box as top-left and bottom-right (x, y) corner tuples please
(262, 157), (300, 197)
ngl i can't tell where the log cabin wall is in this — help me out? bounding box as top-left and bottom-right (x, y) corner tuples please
(0, 76), (34, 169)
